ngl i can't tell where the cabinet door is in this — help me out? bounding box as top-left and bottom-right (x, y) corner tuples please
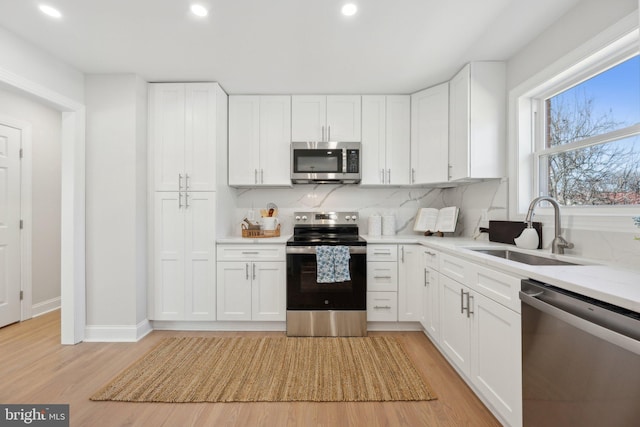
(367, 262), (397, 292)
(153, 192), (185, 320)
(440, 274), (471, 375)
(291, 95), (326, 142)
(471, 292), (522, 427)
(216, 262), (252, 320)
(448, 64), (470, 181)
(421, 262), (440, 342)
(326, 95), (361, 142)
(228, 96), (260, 186)
(150, 84), (185, 192)
(367, 291), (398, 321)
(385, 96), (411, 185)
(252, 262), (286, 321)
(360, 95), (386, 185)
(185, 83), (217, 191)
(184, 192), (216, 320)
(259, 96), (291, 186)
(398, 245), (422, 321)
(411, 83), (449, 184)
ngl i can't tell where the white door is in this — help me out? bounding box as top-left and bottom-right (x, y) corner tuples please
(411, 83), (449, 184)
(252, 261), (286, 321)
(440, 274), (471, 375)
(385, 96), (410, 185)
(229, 96), (260, 186)
(398, 245), (422, 321)
(184, 192), (216, 320)
(291, 96), (326, 142)
(0, 124), (21, 328)
(153, 192), (185, 320)
(421, 264), (440, 342)
(150, 83), (186, 192)
(449, 64), (471, 181)
(216, 262), (252, 320)
(360, 95), (386, 185)
(259, 96), (291, 186)
(326, 95), (361, 142)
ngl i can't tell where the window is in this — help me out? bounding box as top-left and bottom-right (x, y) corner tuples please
(535, 55), (640, 206)
(510, 20), (640, 228)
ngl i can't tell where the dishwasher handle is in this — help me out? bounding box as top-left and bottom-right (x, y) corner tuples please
(520, 290), (640, 356)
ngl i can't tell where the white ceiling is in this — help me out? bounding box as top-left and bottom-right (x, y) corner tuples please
(0, 0), (582, 94)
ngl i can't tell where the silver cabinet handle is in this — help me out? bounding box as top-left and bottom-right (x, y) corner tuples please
(380, 169), (385, 184)
(252, 263), (256, 280)
(387, 169), (391, 184)
(185, 173), (190, 190)
(260, 169), (264, 184)
(412, 168), (415, 183)
(424, 268), (429, 286)
(178, 173), (183, 190)
(328, 125), (331, 141)
(460, 289), (465, 314)
(374, 275), (392, 279)
(401, 246), (405, 263)
(322, 125), (325, 142)
(374, 305), (392, 310)
(241, 251), (259, 255)
(245, 263), (249, 280)
(425, 250), (436, 257)
(178, 192), (183, 209)
(467, 294), (474, 318)
(184, 193), (190, 209)
(254, 169), (258, 184)
(373, 251), (390, 255)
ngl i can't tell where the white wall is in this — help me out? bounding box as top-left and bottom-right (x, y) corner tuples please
(0, 87), (62, 308)
(85, 74), (147, 330)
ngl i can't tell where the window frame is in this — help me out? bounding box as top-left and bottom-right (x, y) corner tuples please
(509, 16), (640, 232)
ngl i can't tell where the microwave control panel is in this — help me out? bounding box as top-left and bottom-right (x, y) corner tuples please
(346, 149), (360, 173)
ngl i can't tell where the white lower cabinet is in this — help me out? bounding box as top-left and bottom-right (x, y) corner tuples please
(367, 291), (398, 321)
(398, 245), (422, 321)
(366, 244), (398, 321)
(151, 192), (216, 321)
(420, 248), (440, 341)
(437, 251), (522, 427)
(216, 245), (285, 321)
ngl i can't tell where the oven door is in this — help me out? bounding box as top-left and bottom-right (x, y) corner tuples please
(286, 246), (366, 310)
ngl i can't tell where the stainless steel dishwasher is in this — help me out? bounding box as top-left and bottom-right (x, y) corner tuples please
(520, 279), (640, 427)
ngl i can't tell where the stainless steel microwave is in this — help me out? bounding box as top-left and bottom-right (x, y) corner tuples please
(291, 141), (361, 184)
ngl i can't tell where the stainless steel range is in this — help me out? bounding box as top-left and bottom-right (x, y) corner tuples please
(286, 211), (367, 337)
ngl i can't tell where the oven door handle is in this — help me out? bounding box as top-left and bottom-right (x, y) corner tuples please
(286, 246), (367, 255)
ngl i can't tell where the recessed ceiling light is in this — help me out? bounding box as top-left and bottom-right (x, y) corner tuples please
(39, 4), (62, 18)
(190, 4), (208, 17)
(341, 3), (357, 17)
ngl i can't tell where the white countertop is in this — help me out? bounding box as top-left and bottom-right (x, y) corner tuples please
(363, 234), (640, 313)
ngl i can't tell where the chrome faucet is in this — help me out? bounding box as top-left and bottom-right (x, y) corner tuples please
(525, 196), (574, 254)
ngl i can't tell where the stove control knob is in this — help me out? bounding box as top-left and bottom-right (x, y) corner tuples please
(301, 215), (308, 221)
(295, 215), (301, 221)
(351, 215), (358, 221)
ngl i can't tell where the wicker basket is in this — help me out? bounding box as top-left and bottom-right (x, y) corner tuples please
(241, 223), (281, 238)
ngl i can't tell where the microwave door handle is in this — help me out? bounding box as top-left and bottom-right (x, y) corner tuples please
(342, 148), (347, 174)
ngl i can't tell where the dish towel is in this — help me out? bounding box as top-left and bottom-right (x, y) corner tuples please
(316, 246), (351, 283)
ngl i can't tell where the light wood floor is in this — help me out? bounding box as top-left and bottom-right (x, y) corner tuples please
(0, 310), (500, 426)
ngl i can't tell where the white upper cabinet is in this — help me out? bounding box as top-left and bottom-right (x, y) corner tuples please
(228, 95), (291, 187)
(411, 82), (449, 184)
(448, 62), (506, 181)
(291, 95), (361, 142)
(149, 83), (222, 191)
(361, 95), (410, 185)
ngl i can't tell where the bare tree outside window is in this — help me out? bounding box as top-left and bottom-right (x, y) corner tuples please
(542, 55), (640, 206)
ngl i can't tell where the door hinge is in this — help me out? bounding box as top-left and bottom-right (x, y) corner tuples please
(20, 290), (23, 300)
(20, 220), (23, 229)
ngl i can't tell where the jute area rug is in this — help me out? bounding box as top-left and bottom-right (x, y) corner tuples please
(91, 336), (437, 403)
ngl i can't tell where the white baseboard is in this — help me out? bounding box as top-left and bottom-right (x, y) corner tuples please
(151, 320), (287, 332)
(32, 297), (61, 317)
(84, 319), (153, 342)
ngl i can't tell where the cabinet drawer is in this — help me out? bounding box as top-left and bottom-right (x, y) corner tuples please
(367, 245), (398, 262)
(422, 247), (440, 270)
(439, 253), (468, 282)
(367, 262), (398, 292)
(217, 244), (285, 262)
(367, 292), (398, 321)
(469, 263), (523, 313)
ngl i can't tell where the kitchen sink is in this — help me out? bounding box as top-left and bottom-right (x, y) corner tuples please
(470, 249), (579, 266)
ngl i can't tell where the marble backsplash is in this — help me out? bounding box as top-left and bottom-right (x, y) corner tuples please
(229, 178), (509, 238)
